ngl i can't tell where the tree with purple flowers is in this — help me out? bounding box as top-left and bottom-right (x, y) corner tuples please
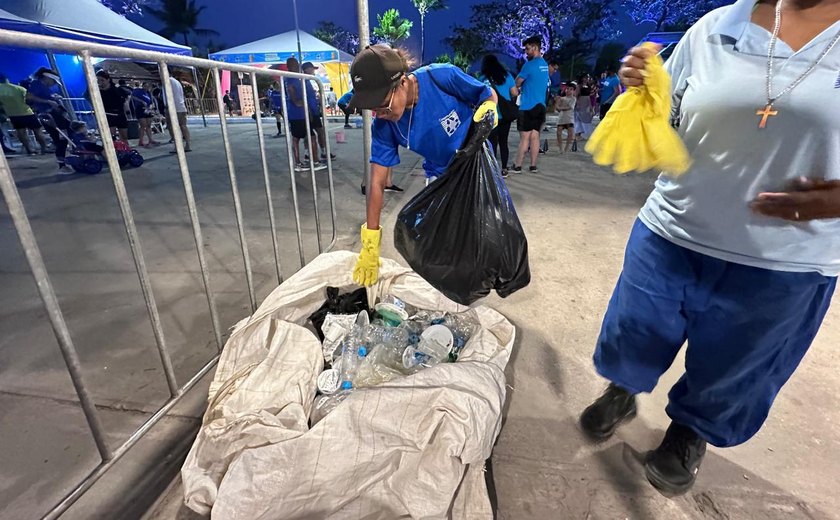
(313, 21), (360, 55)
(621, 0), (733, 31)
(99, 0), (148, 16)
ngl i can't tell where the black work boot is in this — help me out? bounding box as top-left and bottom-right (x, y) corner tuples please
(580, 383), (637, 440)
(644, 421), (707, 496)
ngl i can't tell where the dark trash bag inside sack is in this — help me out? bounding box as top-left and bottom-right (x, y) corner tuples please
(307, 286), (369, 341)
(394, 116), (530, 306)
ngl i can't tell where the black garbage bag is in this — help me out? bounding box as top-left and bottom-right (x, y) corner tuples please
(393, 116), (530, 306)
(307, 286), (369, 341)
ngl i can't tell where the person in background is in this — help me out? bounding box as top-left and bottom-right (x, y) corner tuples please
(598, 67), (622, 119)
(166, 72), (191, 153)
(548, 60), (562, 100)
(131, 82), (159, 147)
(28, 67), (72, 173)
(347, 44), (497, 285)
(301, 62), (336, 163)
(0, 99), (15, 154)
(512, 35), (550, 174)
(580, 0), (840, 496)
(68, 121), (104, 155)
(223, 90), (235, 116)
(480, 54), (518, 178)
(574, 73), (595, 140)
(555, 83), (576, 153)
(284, 58), (324, 171)
(268, 81), (284, 137)
(0, 72), (48, 155)
(326, 86), (338, 115)
(337, 89), (354, 129)
(91, 70), (129, 142)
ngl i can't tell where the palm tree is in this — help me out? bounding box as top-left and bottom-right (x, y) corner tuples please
(411, 0), (446, 63)
(372, 8), (413, 45)
(146, 0), (219, 47)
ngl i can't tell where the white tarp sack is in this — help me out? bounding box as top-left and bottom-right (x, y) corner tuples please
(181, 251), (515, 519)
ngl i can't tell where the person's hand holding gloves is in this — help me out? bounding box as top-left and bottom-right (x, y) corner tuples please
(353, 224), (381, 287)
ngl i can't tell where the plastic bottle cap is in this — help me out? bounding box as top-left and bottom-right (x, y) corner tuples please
(358, 346), (368, 357)
(341, 381), (353, 390)
(317, 368), (340, 394)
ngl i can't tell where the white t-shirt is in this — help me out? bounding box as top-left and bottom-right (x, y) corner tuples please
(555, 96), (575, 126)
(169, 77), (187, 113)
(639, 0), (840, 275)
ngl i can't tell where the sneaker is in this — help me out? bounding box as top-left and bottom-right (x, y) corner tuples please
(384, 184), (403, 193)
(312, 161), (327, 171)
(529, 166), (539, 173)
(502, 168), (509, 178)
(320, 153), (337, 161)
(294, 162), (306, 172)
(56, 164), (75, 175)
(344, 124), (353, 129)
(512, 165), (522, 174)
(644, 422), (707, 496)
(580, 383), (637, 440)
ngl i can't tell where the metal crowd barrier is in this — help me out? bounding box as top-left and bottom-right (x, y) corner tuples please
(0, 28), (338, 520)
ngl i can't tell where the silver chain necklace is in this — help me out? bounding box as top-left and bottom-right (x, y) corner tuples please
(757, 0), (840, 128)
(393, 78), (416, 149)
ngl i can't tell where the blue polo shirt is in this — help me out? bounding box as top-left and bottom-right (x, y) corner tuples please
(600, 75), (620, 105)
(338, 90), (353, 106)
(283, 77), (319, 120)
(516, 56), (549, 110)
(638, 0), (840, 275)
(371, 64), (493, 178)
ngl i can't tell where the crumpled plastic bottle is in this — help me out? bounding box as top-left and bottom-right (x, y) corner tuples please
(338, 311), (370, 390)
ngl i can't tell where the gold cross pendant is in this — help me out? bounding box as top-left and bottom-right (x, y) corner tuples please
(756, 104), (778, 129)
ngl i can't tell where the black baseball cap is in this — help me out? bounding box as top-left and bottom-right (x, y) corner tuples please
(348, 44), (407, 110)
(301, 61), (315, 71)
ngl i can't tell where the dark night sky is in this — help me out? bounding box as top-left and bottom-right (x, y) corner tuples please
(132, 0), (655, 60)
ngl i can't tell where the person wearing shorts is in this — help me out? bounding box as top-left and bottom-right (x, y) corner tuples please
(284, 57), (324, 171)
(512, 36), (549, 173)
(93, 70), (129, 141)
(0, 73), (49, 154)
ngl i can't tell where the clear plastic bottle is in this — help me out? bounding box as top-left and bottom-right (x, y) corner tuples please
(338, 311), (370, 390)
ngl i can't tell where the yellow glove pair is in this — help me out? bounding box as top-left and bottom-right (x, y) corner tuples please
(473, 100), (498, 128)
(585, 42), (691, 176)
(353, 224), (381, 287)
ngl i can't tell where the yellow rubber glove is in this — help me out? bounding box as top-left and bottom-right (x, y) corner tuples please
(585, 42), (691, 176)
(353, 224), (381, 287)
(473, 100), (498, 128)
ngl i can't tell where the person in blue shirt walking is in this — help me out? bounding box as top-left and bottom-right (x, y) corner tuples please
(268, 82), (284, 137)
(284, 57), (325, 171)
(346, 44), (498, 287)
(512, 36), (550, 173)
(580, 0), (840, 496)
(27, 67), (73, 173)
(598, 67), (621, 119)
(480, 54), (518, 177)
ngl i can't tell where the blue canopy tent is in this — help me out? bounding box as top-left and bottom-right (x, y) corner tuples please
(0, 0), (190, 99)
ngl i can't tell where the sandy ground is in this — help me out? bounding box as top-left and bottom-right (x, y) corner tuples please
(2, 120), (838, 520)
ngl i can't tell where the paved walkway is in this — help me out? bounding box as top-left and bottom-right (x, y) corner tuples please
(2, 121), (838, 519)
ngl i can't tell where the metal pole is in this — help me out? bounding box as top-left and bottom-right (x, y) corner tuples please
(317, 81), (338, 251)
(250, 73), (284, 284)
(211, 68), (257, 313)
(47, 50), (77, 119)
(159, 62), (224, 350)
(299, 74), (323, 253)
(0, 145), (111, 462)
(81, 52), (180, 398)
(293, 0), (304, 63)
(278, 78), (307, 268)
(191, 66), (207, 127)
(356, 0), (372, 197)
